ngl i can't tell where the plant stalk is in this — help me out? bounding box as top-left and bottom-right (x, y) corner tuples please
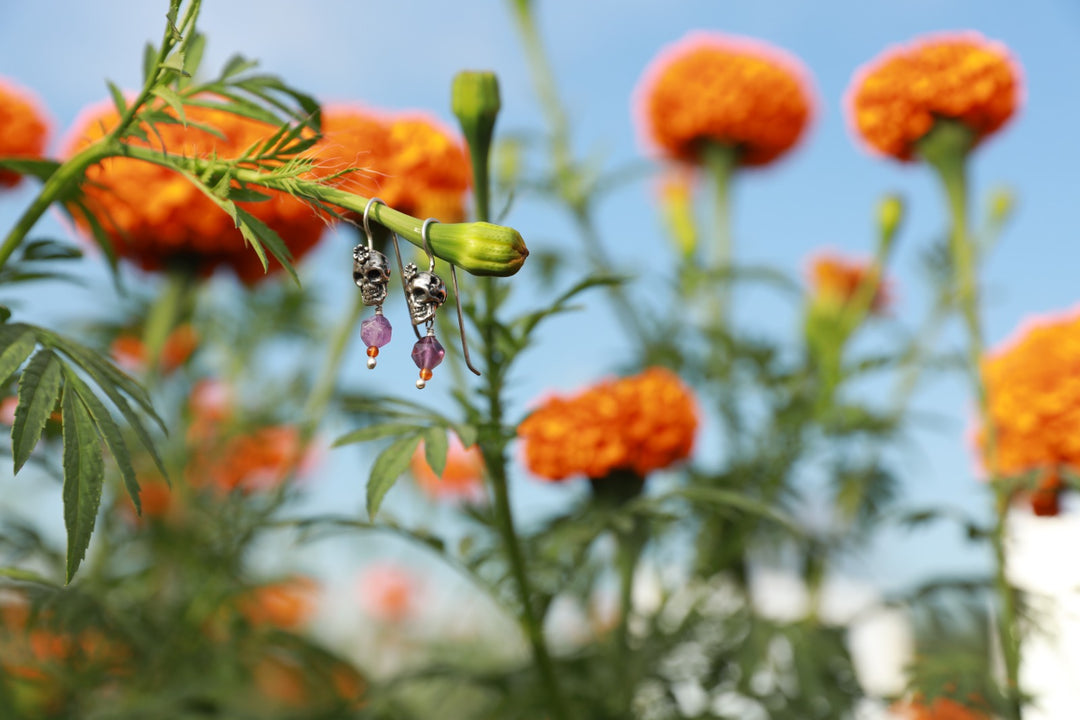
(922, 121), (1022, 720)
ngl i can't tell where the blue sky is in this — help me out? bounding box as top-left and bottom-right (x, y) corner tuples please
(1, 1), (1078, 592)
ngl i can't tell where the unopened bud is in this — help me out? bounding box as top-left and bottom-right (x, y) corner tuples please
(877, 194), (904, 250)
(452, 71), (501, 154)
(988, 187), (1015, 226)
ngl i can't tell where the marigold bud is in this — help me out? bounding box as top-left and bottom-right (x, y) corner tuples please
(877, 195), (904, 248)
(451, 71), (501, 151)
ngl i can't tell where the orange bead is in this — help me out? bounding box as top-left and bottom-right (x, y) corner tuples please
(419, 368), (433, 381)
(367, 346), (379, 358)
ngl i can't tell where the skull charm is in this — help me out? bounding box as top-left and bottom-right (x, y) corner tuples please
(403, 262), (447, 326)
(353, 245), (391, 307)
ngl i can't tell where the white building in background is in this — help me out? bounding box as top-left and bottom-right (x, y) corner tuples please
(1008, 506), (1080, 720)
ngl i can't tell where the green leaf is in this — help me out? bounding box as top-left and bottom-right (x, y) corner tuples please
(106, 80), (128, 116)
(516, 274), (625, 337)
(450, 423), (479, 449)
(12, 349), (63, 473)
(0, 328), (37, 387)
(333, 422), (421, 447)
(61, 380), (105, 582)
(160, 50), (188, 76)
(423, 426), (449, 478)
(367, 434), (422, 519)
(20, 239), (83, 262)
(142, 42), (157, 84)
(668, 486), (804, 536)
(228, 187), (273, 203)
(63, 366), (140, 515)
(220, 54), (259, 80)
(36, 328), (167, 478)
(151, 86), (186, 124)
(231, 205), (297, 283)
(181, 32), (206, 81)
(0, 157), (61, 182)
(64, 199), (120, 284)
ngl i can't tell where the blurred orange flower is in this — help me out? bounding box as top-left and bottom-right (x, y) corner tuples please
(896, 696), (990, 720)
(634, 32), (814, 167)
(358, 564), (418, 623)
(847, 32), (1021, 161)
(189, 424), (307, 494)
(0, 76), (50, 189)
(517, 368), (698, 481)
(808, 252), (889, 314)
(63, 101), (327, 282)
(978, 309), (1080, 515)
(410, 433), (485, 501)
(317, 105), (388, 201)
(320, 107), (471, 222)
(239, 577), (319, 630)
(110, 323), (198, 375)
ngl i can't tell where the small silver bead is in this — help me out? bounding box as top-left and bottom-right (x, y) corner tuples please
(367, 357), (377, 369)
(415, 378), (426, 389)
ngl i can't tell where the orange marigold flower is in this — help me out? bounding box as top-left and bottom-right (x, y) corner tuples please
(117, 475), (173, 524)
(190, 424), (307, 494)
(317, 105), (388, 202)
(357, 564), (418, 623)
(518, 368), (698, 481)
(239, 577), (319, 630)
(807, 252), (889, 314)
(978, 309), (1080, 513)
(847, 32), (1021, 161)
(320, 107), (471, 222)
(0, 76), (50, 189)
(634, 32), (814, 167)
(410, 434), (485, 501)
(110, 323), (198, 375)
(895, 696), (991, 720)
(63, 100), (327, 282)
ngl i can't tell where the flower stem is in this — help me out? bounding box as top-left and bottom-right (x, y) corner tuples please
(507, 0), (647, 346)
(614, 513), (646, 711)
(470, 130), (570, 717)
(703, 142), (737, 327)
(920, 120), (1022, 720)
(300, 287), (366, 445)
(0, 144), (110, 271)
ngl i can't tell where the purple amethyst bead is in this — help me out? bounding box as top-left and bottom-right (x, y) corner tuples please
(411, 335), (445, 370)
(360, 314), (392, 348)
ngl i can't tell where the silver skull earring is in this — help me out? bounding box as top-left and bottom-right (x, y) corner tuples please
(355, 197), (392, 369)
(393, 218), (480, 389)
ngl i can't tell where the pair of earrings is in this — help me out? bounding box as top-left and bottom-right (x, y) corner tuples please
(353, 198), (480, 389)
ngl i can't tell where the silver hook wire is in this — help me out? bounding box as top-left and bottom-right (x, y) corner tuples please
(362, 196), (384, 252)
(421, 219), (481, 377)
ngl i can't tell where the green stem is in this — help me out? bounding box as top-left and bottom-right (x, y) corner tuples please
(141, 268), (196, 386)
(0, 144), (110, 271)
(920, 120), (1022, 720)
(116, 145), (527, 277)
(507, 0), (647, 348)
(613, 515), (646, 711)
(703, 142), (737, 327)
(467, 113), (570, 717)
(300, 288), (366, 444)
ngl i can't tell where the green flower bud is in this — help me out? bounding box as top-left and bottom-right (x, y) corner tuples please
(988, 187), (1015, 225)
(452, 71), (501, 145)
(452, 71), (501, 223)
(877, 194), (904, 250)
(425, 221), (528, 277)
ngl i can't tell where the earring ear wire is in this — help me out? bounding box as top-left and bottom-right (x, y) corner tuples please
(421, 219), (481, 378)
